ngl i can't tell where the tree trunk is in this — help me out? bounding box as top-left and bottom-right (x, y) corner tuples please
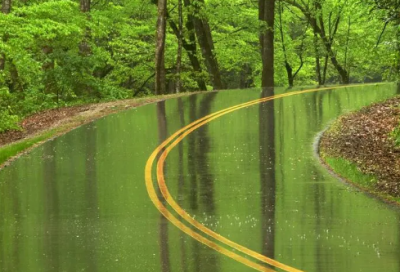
(278, 0), (292, 87)
(314, 33), (322, 85)
(395, 17), (400, 78)
(1, 0), (10, 14)
(181, 0), (207, 90)
(169, 19), (207, 91)
(312, 20), (349, 83)
(42, 45), (55, 95)
(80, 0), (90, 12)
(79, 0), (91, 56)
(175, 0), (183, 93)
(322, 54), (328, 84)
(153, 0), (206, 91)
(155, 0), (167, 95)
(191, 0), (224, 90)
(285, 61), (294, 87)
(259, 0), (275, 88)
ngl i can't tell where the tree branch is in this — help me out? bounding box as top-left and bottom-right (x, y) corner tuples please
(376, 20), (390, 47)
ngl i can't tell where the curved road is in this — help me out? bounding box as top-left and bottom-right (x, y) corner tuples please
(1, 83), (400, 271)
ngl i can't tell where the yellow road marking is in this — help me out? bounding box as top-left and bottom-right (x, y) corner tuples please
(146, 146), (275, 271)
(146, 83), (386, 272)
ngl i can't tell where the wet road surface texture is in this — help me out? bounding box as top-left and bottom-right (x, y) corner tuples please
(1, 83), (400, 272)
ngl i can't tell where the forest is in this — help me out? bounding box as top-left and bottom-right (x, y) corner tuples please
(0, 0), (399, 132)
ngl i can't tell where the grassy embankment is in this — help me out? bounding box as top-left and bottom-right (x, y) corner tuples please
(320, 112), (400, 204)
(0, 129), (57, 166)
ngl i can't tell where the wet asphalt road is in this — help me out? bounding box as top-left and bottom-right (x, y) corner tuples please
(1, 84), (400, 272)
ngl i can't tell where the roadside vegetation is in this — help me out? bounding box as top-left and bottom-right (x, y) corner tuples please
(319, 96), (400, 204)
(1, 0), (400, 133)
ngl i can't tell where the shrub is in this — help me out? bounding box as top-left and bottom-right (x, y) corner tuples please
(0, 110), (19, 133)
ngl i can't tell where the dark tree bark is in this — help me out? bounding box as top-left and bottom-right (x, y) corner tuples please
(80, 0), (90, 12)
(259, 90), (275, 258)
(175, 0), (183, 93)
(190, 0), (224, 90)
(169, 19), (207, 91)
(151, 0), (206, 91)
(79, 0), (91, 56)
(155, 0), (167, 95)
(278, 1), (306, 87)
(1, 0), (11, 14)
(259, 0), (275, 88)
(156, 101), (171, 272)
(42, 45), (56, 98)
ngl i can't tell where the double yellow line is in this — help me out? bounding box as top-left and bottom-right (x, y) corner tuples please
(145, 83), (381, 271)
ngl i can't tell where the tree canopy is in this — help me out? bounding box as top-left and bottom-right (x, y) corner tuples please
(0, 0), (399, 132)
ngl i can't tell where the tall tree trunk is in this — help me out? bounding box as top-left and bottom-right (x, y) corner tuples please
(322, 54), (328, 84)
(181, 0), (207, 90)
(393, 18), (400, 79)
(155, 0), (167, 95)
(344, 16), (351, 73)
(153, 0), (207, 91)
(314, 33), (322, 85)
(278, 0), (293, 87)
(1, 0), (10, 14)
(80, 0), (90, 12)
(259, 0), (275, 88)
(191, 0), (224, 90)
(175, 0), (183, 93)
(79, 0), (91, 56)
(42, 46), (55, 97)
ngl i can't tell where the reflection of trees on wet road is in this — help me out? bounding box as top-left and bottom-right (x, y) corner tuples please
(259, 88), (276, 259)
(43, 140), (60, 272)
(177, 98), (189, 272)
(83, 123), (99, 272)
(0, 160), (20, 271)
(188, 93), (219, 272)
(3, 84), (400, 272)
(157, 101), (171, 272)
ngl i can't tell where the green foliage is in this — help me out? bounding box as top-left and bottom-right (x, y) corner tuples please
(0, 111), (19, 133)
(1, 0), (400, 133)
(391, 122), (400, 146)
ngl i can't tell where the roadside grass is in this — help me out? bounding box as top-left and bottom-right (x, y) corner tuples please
(323, 156), (400, 204)
(0, 129), (58, 166)
(324, 156), (377, 188)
